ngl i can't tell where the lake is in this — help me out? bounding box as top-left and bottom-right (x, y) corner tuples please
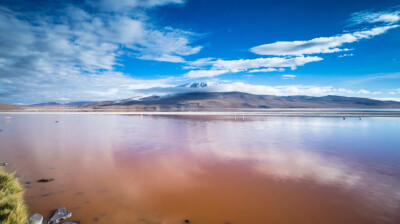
(1, 114), (400, 224)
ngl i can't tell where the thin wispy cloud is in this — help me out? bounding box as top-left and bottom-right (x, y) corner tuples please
(91, 0), (185, 11)
(183, 56), (323, 78)
(282, 74), (296, 79)
(338, 53), (354, 58)
(341, 73), (400, 85)
(184, 69), (229, 78)
(348, 8), (400, 26)
(250, 25), (398, 56)
(250, 7), (400, 57)
(248, 68), (285, 73)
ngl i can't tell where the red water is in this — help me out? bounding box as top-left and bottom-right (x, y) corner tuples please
(1, 114), (400, 223)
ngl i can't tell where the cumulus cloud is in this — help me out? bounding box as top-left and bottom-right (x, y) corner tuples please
(250, 25), (399, 56)
(0, 1), (202, 103)
(133, 27), (202, 62)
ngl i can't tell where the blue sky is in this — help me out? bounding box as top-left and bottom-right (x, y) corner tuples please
(0, 0), (399, 104)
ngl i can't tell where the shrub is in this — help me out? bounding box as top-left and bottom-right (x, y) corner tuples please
(0, 168), (28, 224)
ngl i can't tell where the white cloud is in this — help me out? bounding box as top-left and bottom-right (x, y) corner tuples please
(185, 7), (400, 80)
(92, 0), (185, 11)
(181, 56), (320, 78)
(132, 27), (202, 62)
(248, 68), (285, 73)
(338, 53), (354, 58)
(373, 97), (400, 102)
(282, 74), (296, 79)
(357, 89), (370, 94)
(140, 54), (185, 63)
(349, 10), (400, 25)
(0, 2), (203, 103)
(0, 5), (201, 73)
(184, 70), (229, 78)
(211, 56), (323, 70)
(250, 25), (399, 56)
(0, 69), (176, 104)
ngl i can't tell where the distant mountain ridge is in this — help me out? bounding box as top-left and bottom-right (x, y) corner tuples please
(32, 101), (94, 107)
(0, 103), (21, 110)
(83, 92), (400, 110)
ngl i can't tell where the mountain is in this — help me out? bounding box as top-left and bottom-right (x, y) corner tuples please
(85, 92), (400, 110)
(32, 101), (94, 107)
(0, 103), (21, 110)
(32, 102), (62, 106)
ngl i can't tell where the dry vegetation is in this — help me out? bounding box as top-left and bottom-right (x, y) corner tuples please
(0, 168), (28, 224)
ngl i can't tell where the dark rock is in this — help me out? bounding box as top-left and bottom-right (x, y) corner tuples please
(47, 206), (72, 224)
(41, 193), (53, 197)
(184, 219), (191, 223)
(26, 181), (31, 184)
(37, 178), (54, 183)
(55, 121), (59, 123)
(28, 213), (43, 224)
(0, 162), (8, 166)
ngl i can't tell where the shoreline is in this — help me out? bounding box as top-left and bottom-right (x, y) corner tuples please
(2, 110), (400, 117)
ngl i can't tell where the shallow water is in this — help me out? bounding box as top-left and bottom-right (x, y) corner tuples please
(1, 114), (400, 224)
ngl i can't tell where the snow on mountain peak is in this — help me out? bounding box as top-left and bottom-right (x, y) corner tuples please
(178, 82), (218, 88)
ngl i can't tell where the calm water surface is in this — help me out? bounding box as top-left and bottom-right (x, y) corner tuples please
(1, 114), (400, 224)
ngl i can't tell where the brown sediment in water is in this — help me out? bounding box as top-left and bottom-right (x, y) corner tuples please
(1, 114), (400, 224)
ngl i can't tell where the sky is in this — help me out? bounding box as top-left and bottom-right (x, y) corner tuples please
(0, 0), (400, 104)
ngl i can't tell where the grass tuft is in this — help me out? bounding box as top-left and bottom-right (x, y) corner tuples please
(0, 168), (28, 224)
